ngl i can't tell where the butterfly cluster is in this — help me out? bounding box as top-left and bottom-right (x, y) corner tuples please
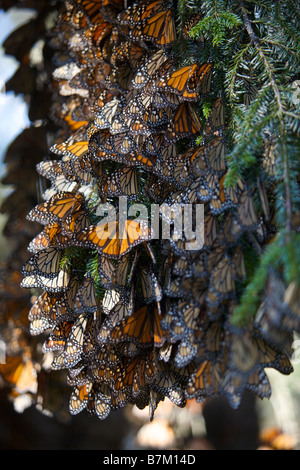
(1, 0), (298, 421)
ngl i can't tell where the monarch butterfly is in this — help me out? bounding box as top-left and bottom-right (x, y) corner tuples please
(50, 140), (89, 159)
(203, 96), (225, 138)
(220, 364), (272, 409)
(232, 246), (246, 281)
(164, 275), (183, 299)
(45, 176), (80, 200)
(22, 247), (64, 279)
(91, 357), (116, 384)
(118, 0), (176, 48)
(111, 41), (146, 70)
(110, 304), (165, 348)
(113, 62), (136, 91)
(203, 212), (219, 247)
(27, 192), (89, 236)
(218, 214), (243, 248)
(157, 341), (173, 363)
(131, 49), (169, 89)
(218, 369), (244, 409)
(75, 219), (150, 258)
(113, 133), (137, 156)
(174, 336), (198, 367)
(151, 62), (213, 101)
(206, 136), (226, 173)
(137, 268), (163, 307)
(140, 132), (167, 159)
(93, 90), (116, 114)
(113, 349), (159, 397)
(37, 160), (64, 184)
(109, 114), (129, 136)
(145, 56), (175, 92)
(141, 8), (176, 48)
(83, 20), (113, 47)
(167, 152), (194, 187)
(150, 360), (178, 396)
(255, 271), (295, 349)
(75, 275), (98, 314)
(99, 253), (132, 291)
(42, 322), (73, 353)
(113, 356), (143, 395)
(143, 174), (174, 204)
(29, 314), (51, 337)
(181, 277), (207, 305)
(171, 175), (212, 205)
(165, 103), (202, 143)
(209, 174), (237, 214)
(76, 0), (124, 13)
(71, 2), (102, 26)
(21, 248), (70, 293)
(69, 382), (93, 415)
(246, 368), (272, 400)
(176, 300), (201, 331)
(67, 367), (91, 387)
(228, 327), (293, 376)
(185, 359), (225, 401)
(29, 291), (61, 325)
(93, 391), (112, 419)
(162, 312), (188, 342)
(187, 143), (207, 177)
(70, 313), (91, 349)
(237, 190), (258, 229)
(94, 97), (124, 130)
(64, 110), (89, 132)
(204, 321), (224, 358)
(94, 346), (121, 370)
(182, 12), (202, 40)
(0, 355), (37, 394)
(61, 155), (95, 186)
(129, 106), (169, 136)
(28, 223), (73, 253)
(60, 4), (88, 28)
(209, 255), (236, 295)
(172, 255), (193, 278)
(47, 277), (81, 324)
(98, 166), (139, 200)
(103, 289), (135, 332)
(63, 313), (93, 368)
(93, 60), (122, 92)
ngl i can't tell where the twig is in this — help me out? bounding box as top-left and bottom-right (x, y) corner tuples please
(239, 0), (293, 236)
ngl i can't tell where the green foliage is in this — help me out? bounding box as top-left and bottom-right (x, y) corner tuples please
(184, 0), (300, 327)
(190, 11), (243, 46)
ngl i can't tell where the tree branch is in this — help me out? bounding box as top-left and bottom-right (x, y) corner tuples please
(239, 0), (293, 236)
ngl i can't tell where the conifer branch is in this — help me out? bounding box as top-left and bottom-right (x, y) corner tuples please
(239, 0), (293, 235)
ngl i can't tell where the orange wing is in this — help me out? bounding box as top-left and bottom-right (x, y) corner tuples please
(166, 103), (201, 142)
(110, 305), (164, 348)
(76, 220), (149, 258)
(155, 63), (213, 100)
(27, 192), (88, 235)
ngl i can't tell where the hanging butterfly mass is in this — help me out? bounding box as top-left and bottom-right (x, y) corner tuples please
(3, 0), (294, 424)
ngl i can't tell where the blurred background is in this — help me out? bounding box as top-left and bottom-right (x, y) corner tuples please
(0, 5), (300, 451)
